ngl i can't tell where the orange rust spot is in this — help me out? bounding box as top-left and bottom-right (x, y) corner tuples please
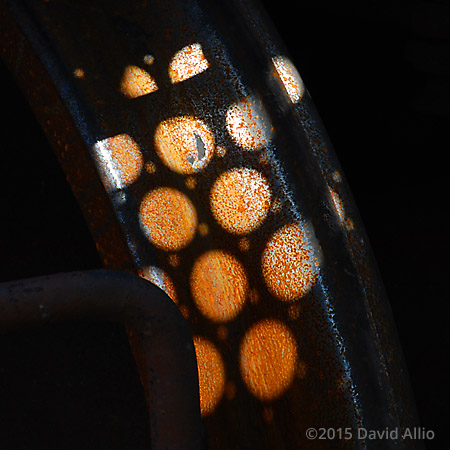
(329, 187), (355, 231)
(288, 303), (301, 320)
(210, 168), (271, 235)
(139, 187), (197, 251)
(169, 43), (209, 84)
(96, 134), (144, 187)
(226, 97), (272, 150)
(271, 198), (283, 214)
(258, 153), (269, 165)
(262, 223), (317, 301)
(185, 175), (197, 189)
(194, 336), (225, 416)
(154, 116), (214, 174)
(215, 145), (227, 158)
(120, 65), (158, 98)
(329, 188), (345, 222)
(240, 319), (297, 401)
(190, 250), (248, 322)
(143, 54), (155, 65)
(167, 253), (180, 267)
(249, 288), (260, 304)
(238, 237), (250, 252)
(73, 67), (85, 79)
(139, 266), (178, 304)
(198, 222), (209, 236)
(144, 161), (156, 174)
(272, 55), (304, 103)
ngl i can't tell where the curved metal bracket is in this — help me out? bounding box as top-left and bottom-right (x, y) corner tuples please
(0, 270), (206, 450)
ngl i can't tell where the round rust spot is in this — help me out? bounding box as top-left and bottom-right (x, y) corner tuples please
(210, 168), (271, 235)
(120, 65), (158, 98)
(139, 187), (197, 251)
(272, 55), (304, 103)
(226, 97), (271, 150)
(190, 250), (248, 322)
(154, 116), (214, 174)
(240, 319), (297, 401)
(194, 336), (225, 416)
(168, 43), (209, 84)
(97, 134), (144, 187)
(262, 223), (317, 301)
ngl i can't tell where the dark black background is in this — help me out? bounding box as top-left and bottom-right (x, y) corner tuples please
(1, 0), (449, 448)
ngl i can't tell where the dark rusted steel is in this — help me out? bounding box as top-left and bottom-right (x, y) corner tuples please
(0, 1), (421, 449)
(0, 270), (206, 450)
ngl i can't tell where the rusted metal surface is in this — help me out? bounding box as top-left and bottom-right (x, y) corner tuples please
(0, 1), (421, 449)
(0, 270), (206, 450)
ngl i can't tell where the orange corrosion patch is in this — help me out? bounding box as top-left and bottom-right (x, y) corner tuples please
(98, 134), (144, 187)
(139, 266), (178, 304)
(329, 187), (354, 231)
(169, 43), (209, 84)
(145, 161), (157, 174)
(226, 97), (272, 150)
(198, 222), (209, 236)
(120, 65), (158, 98)
(193, 336), (225, 416)
(262, 223), (317, 301)
(139, 187), (197, 251)
(73, 68), (85, 79)
(272, 56), (304, 103)
(190, 250), (248, 322)
(210, 168), (271, 235)
(238, 237), (250, 252)
(215, 145), (227, 158)
(154, 116), (214, 174)
(240, 319), (297, 401)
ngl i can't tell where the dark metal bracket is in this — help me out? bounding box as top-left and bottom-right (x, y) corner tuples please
(0, 270), (207, 450)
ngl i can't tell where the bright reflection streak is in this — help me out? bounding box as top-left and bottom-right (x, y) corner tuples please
(140, 266), (178, 304)
(272, 56), (305, 103)
(120, 65), (158, 98)
(169, 43), (210, 84)
(190, 250), (248, 322)
(240, 319), (297, 401)
(154, 116), (214, 174)
(226, 97), (272, 150)
(262, 223), (317, 301)
(139, 187), (197, 251)
(193, 336), (225, 416)
(94, 134), (143, 190)
(210, 168), (271, 235)
(329, 188), (354, 231)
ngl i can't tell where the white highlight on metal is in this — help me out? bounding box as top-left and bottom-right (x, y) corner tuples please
(226, 96), (272, 150)
(93, 138), (126, 191)
(169, 43), (210, 84)
(272, 55), (305, 103)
